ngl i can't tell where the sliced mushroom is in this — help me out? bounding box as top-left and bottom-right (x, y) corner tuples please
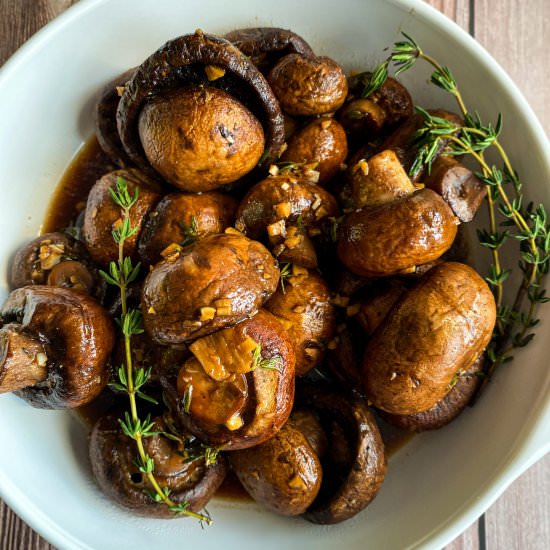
(117, 30), (285, 183)
(0, 286), (114, 408)
(90, 415), (227, 517)
(141, 232), (280, 344)
(82, 169), (161, 266)
(162, 309), (295, 450)
(299, 385), (387, 524)
(229, 420), (322, 516)
(138, 191), (238, 266)
(265, 267), (335, 376)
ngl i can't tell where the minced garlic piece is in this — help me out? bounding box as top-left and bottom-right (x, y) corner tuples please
(204, 65), (226, 81)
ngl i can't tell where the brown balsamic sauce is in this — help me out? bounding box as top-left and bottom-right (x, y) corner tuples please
(47, 134), (412, 505)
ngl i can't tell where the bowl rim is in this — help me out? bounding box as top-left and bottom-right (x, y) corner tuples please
(0, 0), (549, 549)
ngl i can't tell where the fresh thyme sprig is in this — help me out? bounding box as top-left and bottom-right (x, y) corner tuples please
(179, 215), (199, 247)
(100, 176), (212, 524)
(364, 35), (550, 396)
(279, 263), (292, 293)
(251, 344), (283, 372)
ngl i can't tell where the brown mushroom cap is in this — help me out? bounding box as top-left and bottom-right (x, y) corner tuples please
(9, 232), (103, 300)
(163, 309), (295, 450)
(117, 31), (285, 175)
(138, 191), (238, 266)
(235, 174), (339, 242)
(90, 415), (227, 517)
(225, 27), (315, 73)
(281, 118), (348, 186)
(141, 232), (280, 344)
(363, 262), (496, 415)
(299, 385), (387, 524)
(138, 87), (265, 191)
(337, 188), (459, 277)
(94, 68), (135, 167)
(0, 286), (114, 408)
(82, 169), (161, 267)
(229, 420), (322, 515)
(379, 354), (485, 431)
(265, 268), (335, 376)
(268, 54), (348, 116)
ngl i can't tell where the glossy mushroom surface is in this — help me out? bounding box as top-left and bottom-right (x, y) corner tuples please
(0, 286), (114, 408)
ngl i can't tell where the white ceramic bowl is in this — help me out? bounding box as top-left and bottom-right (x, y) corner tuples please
(0, 0), (549, 548)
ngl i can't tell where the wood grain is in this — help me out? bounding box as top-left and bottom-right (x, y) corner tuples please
(0, 1), (548, 549)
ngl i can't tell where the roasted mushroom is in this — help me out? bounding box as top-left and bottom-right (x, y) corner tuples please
(9, 232), (104, 300)
(163, 309), (295, 450)
(117, 31), (285, 188)
(142, 231), (279, 344)
(94, 68), (135, 167)
(423, 155), (487, 222)
(280, 118), (348, 185)
(138, 87), (265, 191)
(235, 173), (339, 267)
(363, 262), (496, 415)
(348, 149), (415, 208)
(90, 415), (227, 517)
(225, 27), (315, 74)
(299, 385), (387, 524)
(0, 286), (114, 408)
(265, 266), (335, 376)
(268, 54), (348, 116)
(337, 188), (459, 277)
(229, 420), (322, 515)
(379, 355), (485, 431)
(138, 191), (238, 266)
(82, 169), (161, 266)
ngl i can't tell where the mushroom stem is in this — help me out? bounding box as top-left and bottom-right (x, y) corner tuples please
(0, 324), (48, 393)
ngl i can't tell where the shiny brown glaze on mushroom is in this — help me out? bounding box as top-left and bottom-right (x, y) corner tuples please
(138, 191), (238, 266)
(141, 232), (279, 344)
(0, 286), (114, 408)
(90, 415), (227, 517)
(162, 309), (295, 450)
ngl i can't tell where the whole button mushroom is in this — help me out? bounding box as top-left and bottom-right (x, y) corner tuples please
(265, 267), (336, 376)
(141, 232), (280, 344)
(229, 420), (322, 516)
(363, 262), (496, 415)
(82, 168), (161, 266)
(268, 54), (348, 116)
(235, 173), (339, 268)
(225, 27), (315, 74)
(337, 188), (459, 277)
(90, 415), (227, 517)
(138, 191), (238, 266)
(94, 67), (136, 167)
(280, 118), (348, 186)
(379, 355), (485, 431)
(299, 385), (387, 524)
(117, 31), (285, 188)
(9, 232), (104, 300)
(162, 309), (295, 450)
(0, 286), (114, 409)
(138, 87), (265, 191)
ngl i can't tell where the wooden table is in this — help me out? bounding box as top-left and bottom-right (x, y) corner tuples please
(0, 0), (548, 548)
